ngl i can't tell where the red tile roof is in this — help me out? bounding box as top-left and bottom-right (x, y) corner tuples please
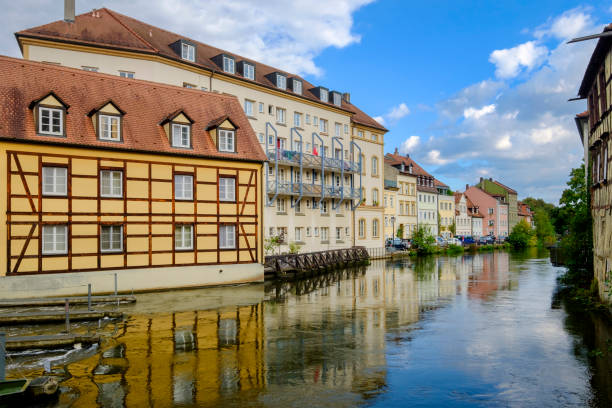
(576, 111), (589, 118)
(16, 8), (387, 133)
(0, 56), (266, 162)
(385, 152), (449, 193)
(466, 197), (484, 218)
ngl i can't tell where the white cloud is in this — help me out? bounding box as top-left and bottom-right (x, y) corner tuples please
(0, 0), (374, 77)
(535, 8), (594, 40)
(464, 104), (496, 119)
(489, 41), (548, 79)
(407, 7), (599, 202)
(375, 102), (410, 127)
(426, 150), (449, 165)
(400, 136), (420, 154)
(495, 135), (512, 150)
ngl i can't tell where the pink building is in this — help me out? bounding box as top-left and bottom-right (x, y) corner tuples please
(464, 186), (498, 237)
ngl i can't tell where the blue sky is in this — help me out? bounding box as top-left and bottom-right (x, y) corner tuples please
(0, 0), (609, 202)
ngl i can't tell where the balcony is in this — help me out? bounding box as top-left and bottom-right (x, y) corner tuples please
(267, 181), (361, 200)
(266, 150), (360, 173)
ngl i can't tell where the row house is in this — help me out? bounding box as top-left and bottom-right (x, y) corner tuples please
(0, 56), (265, 299)
(454, 193), (472, 237)
(517, 202), (534, 228)
(383, 159), (417, 239)
(16, 5), (387, 253)
(467, 197), (484, 237)
(384, 150), (443, 237)
(464, 185), (509, 238)
(476, 177), (518, 232)
(572, 23), (612, 303)
(436, 180), (455, 239)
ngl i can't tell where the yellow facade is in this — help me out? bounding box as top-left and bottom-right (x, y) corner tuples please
(438, 195), (455, 239)
(383, 188), (397, 239)
(1, 141), (263, 276)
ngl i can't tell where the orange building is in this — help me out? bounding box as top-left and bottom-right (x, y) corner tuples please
(0, 56), (266, 299)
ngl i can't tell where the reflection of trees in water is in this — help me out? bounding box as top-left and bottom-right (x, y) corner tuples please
(560, 299), (612, 408)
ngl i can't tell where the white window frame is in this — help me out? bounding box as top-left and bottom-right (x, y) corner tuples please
(276, 108), (286, 124)
(223, 56), (235, 74)
(119, 71), (134, 79)
(294, 112), (302, 127)
(276, 74), (287, 90)
(295, 227), (302, 241)
(174, 174), (193, 200)
(320, 89), (328, 103)
(219, 177), (236, 202)
(42, 166), (67, 196)
(39, 107), (63, 136)
(333, 92), (341, 106)
(244, 100), (254, 116)
(335, 123), (341, 137)
(319, 119), (328, 133)
(100, 170), (123, 198)
(175, 224), (194, 250)
(321, 227), (329, 241)
(99, 114), (121, 141)
(293, 80), (302, 94)
(218, 129), (235, 152)
(42, 225), (68, 255)
(181, 43), (195, 62)
(172, 124), (191, 148)
(243, 63), (255, 80)
(220, 225), (236, 249)
(258, 102), (264, 113)
(100, 225), (123, 253)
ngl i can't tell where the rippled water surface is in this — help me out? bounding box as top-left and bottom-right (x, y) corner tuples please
(6, 249), (612, 407)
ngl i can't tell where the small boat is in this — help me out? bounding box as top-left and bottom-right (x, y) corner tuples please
(0, 378), (31, 397)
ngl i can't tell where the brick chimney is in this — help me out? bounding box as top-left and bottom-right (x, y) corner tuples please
(342, 92), (350, 103)
(64, 0), (75, 22)
(394, 147), (398, 154)
(465, 184), (469, 190)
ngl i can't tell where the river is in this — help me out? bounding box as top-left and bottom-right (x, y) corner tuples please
(5, 249), (612, 407)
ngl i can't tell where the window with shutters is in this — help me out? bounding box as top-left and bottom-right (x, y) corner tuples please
(219, 177), (236, 202)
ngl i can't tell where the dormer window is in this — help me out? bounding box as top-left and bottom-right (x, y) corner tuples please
(99, 115), (120, 141)
(219, 129), (235, 152)
(181, 43), (195, 62)
(332, 92), (341, 106)
(320, 88), (329, 103)
(292, 79), (302, 95)
(39, 107), (63, 136)
(172, 124), (191, 148)
(223, 55), (235, 74)
(243, 63), (255, 80)
(276, 73), (287, 90)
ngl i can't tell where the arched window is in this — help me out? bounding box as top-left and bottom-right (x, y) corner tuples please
(372, 218), (380, 237)
(358, 219), (366, 238)
(371, 156), (378, 176)
(372, 188), (379, 206)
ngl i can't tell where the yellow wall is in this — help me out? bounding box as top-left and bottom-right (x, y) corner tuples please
(1, 141), (263, 276)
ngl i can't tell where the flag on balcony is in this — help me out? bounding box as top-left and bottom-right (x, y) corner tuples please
(313, 145), (318, 156)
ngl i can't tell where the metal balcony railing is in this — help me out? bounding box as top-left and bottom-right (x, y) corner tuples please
(266, 182), (360, 199)
(266, 150), (360, 173)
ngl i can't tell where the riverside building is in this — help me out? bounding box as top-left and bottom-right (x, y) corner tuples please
(0, 56), (265, 299)
(16, 5), (387, 253)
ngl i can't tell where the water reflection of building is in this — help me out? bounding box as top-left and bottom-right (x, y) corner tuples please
(263, 260), (420, 400)
(468, 252), (511, 299)
(59, 305), (264, 407)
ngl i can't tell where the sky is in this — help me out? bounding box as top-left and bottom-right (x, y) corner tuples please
(0, 0), (609, 203)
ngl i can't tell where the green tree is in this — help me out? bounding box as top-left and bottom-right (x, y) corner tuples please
(558, 164), (593, 287)
(396, 224), (404, 239)
(412, 226), (436, 255)
(507, 219), (536, 249)
(449, 221), (456, 235)
(264, 235), (282, 255)
(534, 210), (556, 246)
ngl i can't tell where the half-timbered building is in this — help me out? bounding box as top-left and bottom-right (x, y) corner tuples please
(0, 56), (266, 298)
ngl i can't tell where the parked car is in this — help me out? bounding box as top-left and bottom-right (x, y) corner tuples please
(435, 237), (446, 246)
(386, 237), (408, 250)
(479, 235), (494, 244)
(447, 237), (462, 246)
(461, 236), (475, 245)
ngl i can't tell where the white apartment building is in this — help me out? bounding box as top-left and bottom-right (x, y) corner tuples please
(16, 7), (387, 253)
(454, 193), (472, 237)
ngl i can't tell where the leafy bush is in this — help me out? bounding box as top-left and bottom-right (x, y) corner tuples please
(446, 244), (464, 255)
(507, 219), (536, 249)
(411, 226), (436, 255)
(288, 241), (302, 254)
